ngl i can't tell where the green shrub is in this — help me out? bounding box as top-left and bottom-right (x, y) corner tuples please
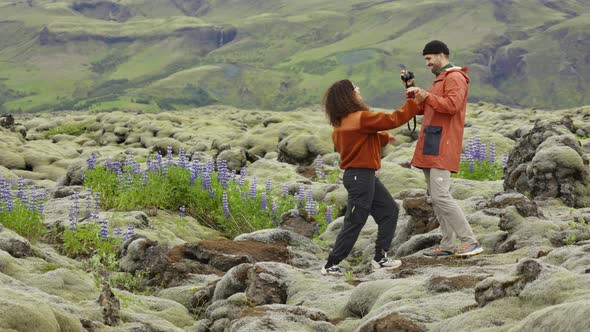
(0, 202), (45, 240)
(62, 223), (120, 258)
(83, 153), (332, 238)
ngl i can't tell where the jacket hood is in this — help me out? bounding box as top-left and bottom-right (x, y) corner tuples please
(442, 66), (470, 84)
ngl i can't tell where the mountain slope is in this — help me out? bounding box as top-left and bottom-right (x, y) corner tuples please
(0, 0), (589, 112)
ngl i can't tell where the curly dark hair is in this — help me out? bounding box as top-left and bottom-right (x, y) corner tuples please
(322, 79), (369, 127)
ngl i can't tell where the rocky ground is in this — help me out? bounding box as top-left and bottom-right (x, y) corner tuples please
(0, 102), (590, 332)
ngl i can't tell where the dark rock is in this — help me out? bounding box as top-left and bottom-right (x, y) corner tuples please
(57, 160), (86, 186)
(475, 258), (552, 307)
(183, 243), (253, 272)
(395, 233), (442, 257)
(0, 236), (32, 258)
(427, 275), (482, 293)
(189, 282), (217, 314)
(503, 118), (590, 207)
(0, 114), (14, 128)
(359, 312), (426, 332)
(97, 284), (120, 326)
(400, 189), (438, 235)
(245, 265), (288, 305)
(279, 209), (319, 238)
(479, 192), (543, 217)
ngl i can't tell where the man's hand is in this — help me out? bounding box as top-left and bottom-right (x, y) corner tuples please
(400, 70), (414, 87)
(406, 87), (428, 103)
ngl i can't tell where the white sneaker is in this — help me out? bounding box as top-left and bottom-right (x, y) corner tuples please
(371, 254), (402, 271)
(321, 265), (343, 276)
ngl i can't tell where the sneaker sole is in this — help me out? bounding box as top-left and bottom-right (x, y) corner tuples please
(422, 253), (454, 258)
(372, 263), (402, 271)
(321, 267), (343, 276)
(454, 247), (484, 257)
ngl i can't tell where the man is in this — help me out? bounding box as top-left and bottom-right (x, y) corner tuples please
(405, 40), (483, 258)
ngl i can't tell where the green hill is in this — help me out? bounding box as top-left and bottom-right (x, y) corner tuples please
(1, 0), (589, 112)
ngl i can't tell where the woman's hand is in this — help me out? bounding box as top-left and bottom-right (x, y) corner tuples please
(406, 87), (429, 103)
(388, 135), (397, 145)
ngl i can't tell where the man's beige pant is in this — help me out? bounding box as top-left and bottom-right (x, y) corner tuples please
(423, 168), (476, 251)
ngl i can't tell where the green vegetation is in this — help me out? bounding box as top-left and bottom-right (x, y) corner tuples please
(453, 137), (505, 181)
(1, 1), (589, 113)
(0, 201), (46, 240)
(62, 224), (120, 258)
(455, 160), (504, 181)
(83, 152), (331, 238)
(44, 120), (92, 137)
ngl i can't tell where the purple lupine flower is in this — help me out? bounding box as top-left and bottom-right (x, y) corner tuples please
(479, 143), (487, 163)
(202, 173), (211, 191)
(209, 190), (216, 198)
(502, 152), (509, 167)
(249, 177), (257, 198)
(305, 200), (316, 215)
(16, 177), (25, 199)
(326, 205), (333, 224)
(190, 169), (197, 186)
(217, 160), (230, 189)
(85, 189), (92, 218)
(68, 205), (77, 231)
(241, 187), (247, 200)
(124, 151), (135, 171)
(125, 174), (134, 190)
(154, 152), (163, 171)
(115, 227), (123, 237)
(281, 183), (289, 196)
(209, 160), (216, 174)
(92, 193), (100, 220)
(162, 164), (168, 178)
(116, 167), (123, 184)
(166, 146), (174, 167)
(297, 184), (305, 205)
(143, 170), (149, 186)
(104, 158), (112, 170)
(239, 167), (246, 186)
(178, 147), (187, 169)
(489, 143), (496, 163)
(316, 156), (326, 179)
(28, 190), (37, 212)
(20, 191), (29, 208)
(261, 192), (267, 210)
(86, 152), (98, 170)
(222, 192), (231, 219)
(306, 186), (313, 203)
(469, 159), (475, 172)
(73, 191), (80, 216)
(265, 178), (272, 192)
(124, 224), (135, 240)
(179, 205), (186, 218)
(271, 201), (280, 227)
(37, 189), (46, 214)
(99, 219), (109, 239)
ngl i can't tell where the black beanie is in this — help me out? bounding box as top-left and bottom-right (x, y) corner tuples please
(422, 40), (450, 55)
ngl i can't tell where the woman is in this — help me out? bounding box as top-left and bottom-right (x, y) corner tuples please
(321, 79), (422, 275)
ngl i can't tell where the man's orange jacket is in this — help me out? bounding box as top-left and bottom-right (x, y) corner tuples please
(411, 67), (470, 173)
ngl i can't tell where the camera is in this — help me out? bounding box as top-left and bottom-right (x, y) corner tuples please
(401, 71), (415, 88)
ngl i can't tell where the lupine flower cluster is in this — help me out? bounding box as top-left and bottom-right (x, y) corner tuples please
(0, 175), (46, 239)
(457, 136), (505, 181)
(82, 147), (335, 238)
(315, 156), (326, 180)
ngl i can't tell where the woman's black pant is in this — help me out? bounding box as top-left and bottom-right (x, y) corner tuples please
(327, 168), (399, 265)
